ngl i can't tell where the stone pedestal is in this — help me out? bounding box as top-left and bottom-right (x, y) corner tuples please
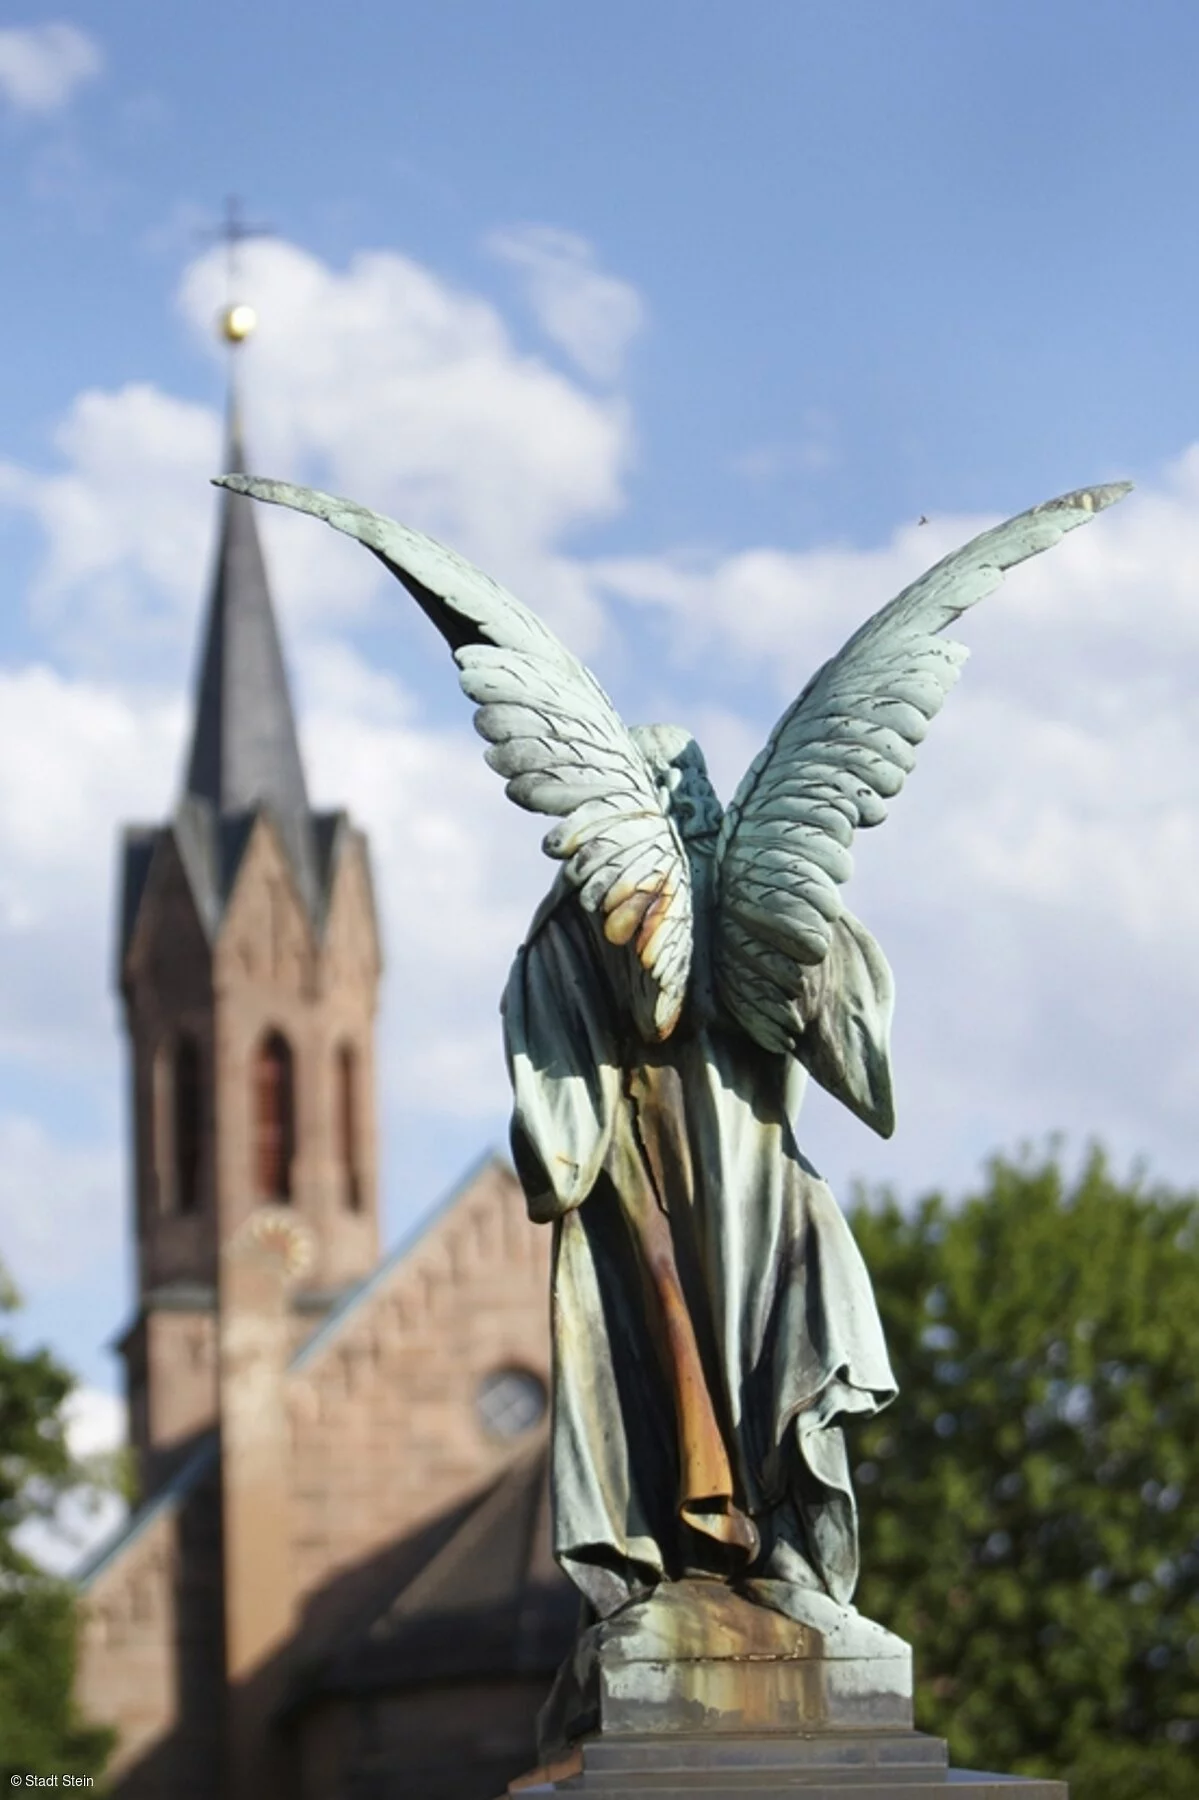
(505, 1731), (1068, 1796)
(498, 1580), (1067, 1798)
(538, 1580), (913, 1749)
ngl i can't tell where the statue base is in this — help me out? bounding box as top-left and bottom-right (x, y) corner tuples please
(504, 1732), (1068, 1796)
(537, 1578), (913, 1749)
(497, 1580), (1068, 1797)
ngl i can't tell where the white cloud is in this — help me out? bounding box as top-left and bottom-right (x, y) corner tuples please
(487, 224), (645, 383)
(592, 511), (990, 685)
(592, 468), (1199, 710)
(591, 474), (1199, 1192)
(62, 1384), (126, 1458)
(0, 22), (101, 116)
(0, 1114), (121, 1286)
(0, 664), (181, 1071)
(15, 1489), (127, 1577)
(13, 1386), (128, 1577)
(180, 238), (632, 649)
(2, 237), (637, 674)
(301, 652), (546, 1117)
(0, 389), (219, 676)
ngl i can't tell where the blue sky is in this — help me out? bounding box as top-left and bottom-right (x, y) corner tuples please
(2, 4), (1199, 1486)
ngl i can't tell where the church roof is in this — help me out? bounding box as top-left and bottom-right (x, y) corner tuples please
(180, 407), (320, 921)
(290, 1149), (505, 1372)
(280, 1438), (575, 1712)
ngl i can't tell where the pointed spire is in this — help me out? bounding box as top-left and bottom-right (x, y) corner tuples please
(182, 348), (319, 921)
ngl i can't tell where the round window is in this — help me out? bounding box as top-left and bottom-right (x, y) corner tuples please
(476, 1367), (548, 1438)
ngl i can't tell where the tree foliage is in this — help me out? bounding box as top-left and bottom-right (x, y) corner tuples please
(850, 1146), (1199, 1800)
(0, 1264), (114, 1783)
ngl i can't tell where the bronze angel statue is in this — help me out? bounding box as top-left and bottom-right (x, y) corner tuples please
(223, 474), (1127, 1632)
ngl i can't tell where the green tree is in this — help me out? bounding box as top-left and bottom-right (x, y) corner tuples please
(0, 1263), (114, 1784)
(850, 1147), (1199, 1800)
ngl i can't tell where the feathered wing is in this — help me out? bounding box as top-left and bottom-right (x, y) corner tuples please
(218, 476), (692, 1039)
(714, 481), (1132, 1133)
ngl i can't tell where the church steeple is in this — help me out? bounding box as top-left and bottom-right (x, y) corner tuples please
(115, 276), (383, 1502)
(182, 327), (319, 921)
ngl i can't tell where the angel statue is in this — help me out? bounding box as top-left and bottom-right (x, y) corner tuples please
(222, 474), (1126, 1641)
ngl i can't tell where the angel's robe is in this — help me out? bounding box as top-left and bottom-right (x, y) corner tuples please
(224, 475), (1122, 1623)
(503, 877), (898, 1621)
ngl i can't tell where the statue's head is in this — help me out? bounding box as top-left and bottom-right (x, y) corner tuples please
(630, 724), (722, 841)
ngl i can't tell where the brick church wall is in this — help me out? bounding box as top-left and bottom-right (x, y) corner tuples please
(77, 1456), (225, 1797)
(77, 1154), (557, 1795)
(286, 1157), (552, 1647)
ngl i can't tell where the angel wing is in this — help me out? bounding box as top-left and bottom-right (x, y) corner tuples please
(714, 481), (1131, 1131)
(217, 476), (692, 1039)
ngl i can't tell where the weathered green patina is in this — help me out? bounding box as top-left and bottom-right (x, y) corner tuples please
(220, 472), (1127, 1763)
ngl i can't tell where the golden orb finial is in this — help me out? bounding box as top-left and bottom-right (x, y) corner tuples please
(219, 301), (257, 344)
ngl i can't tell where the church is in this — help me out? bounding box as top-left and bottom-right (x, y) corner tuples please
(74, 336), (576, 1799)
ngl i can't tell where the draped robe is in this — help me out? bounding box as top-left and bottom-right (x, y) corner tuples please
(503, 875), (898, 1623)
(218, 472), (1126, 1628)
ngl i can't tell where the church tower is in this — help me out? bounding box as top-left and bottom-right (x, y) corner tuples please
(81, 274), (562, 1800)
(116, 309), (383, 1498)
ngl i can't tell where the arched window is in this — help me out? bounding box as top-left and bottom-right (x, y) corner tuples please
(254, 1031), (295, 1201)
(173, 1034), (201, 1214)
(337, 1042), (362, 1212)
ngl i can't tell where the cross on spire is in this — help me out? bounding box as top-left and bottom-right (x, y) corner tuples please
(200, 195), (273, 346)
(208, 194), (273, 297)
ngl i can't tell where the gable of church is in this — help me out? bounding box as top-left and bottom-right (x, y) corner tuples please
(317, 822), (382, 993)
(214, 810), (318, 998)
